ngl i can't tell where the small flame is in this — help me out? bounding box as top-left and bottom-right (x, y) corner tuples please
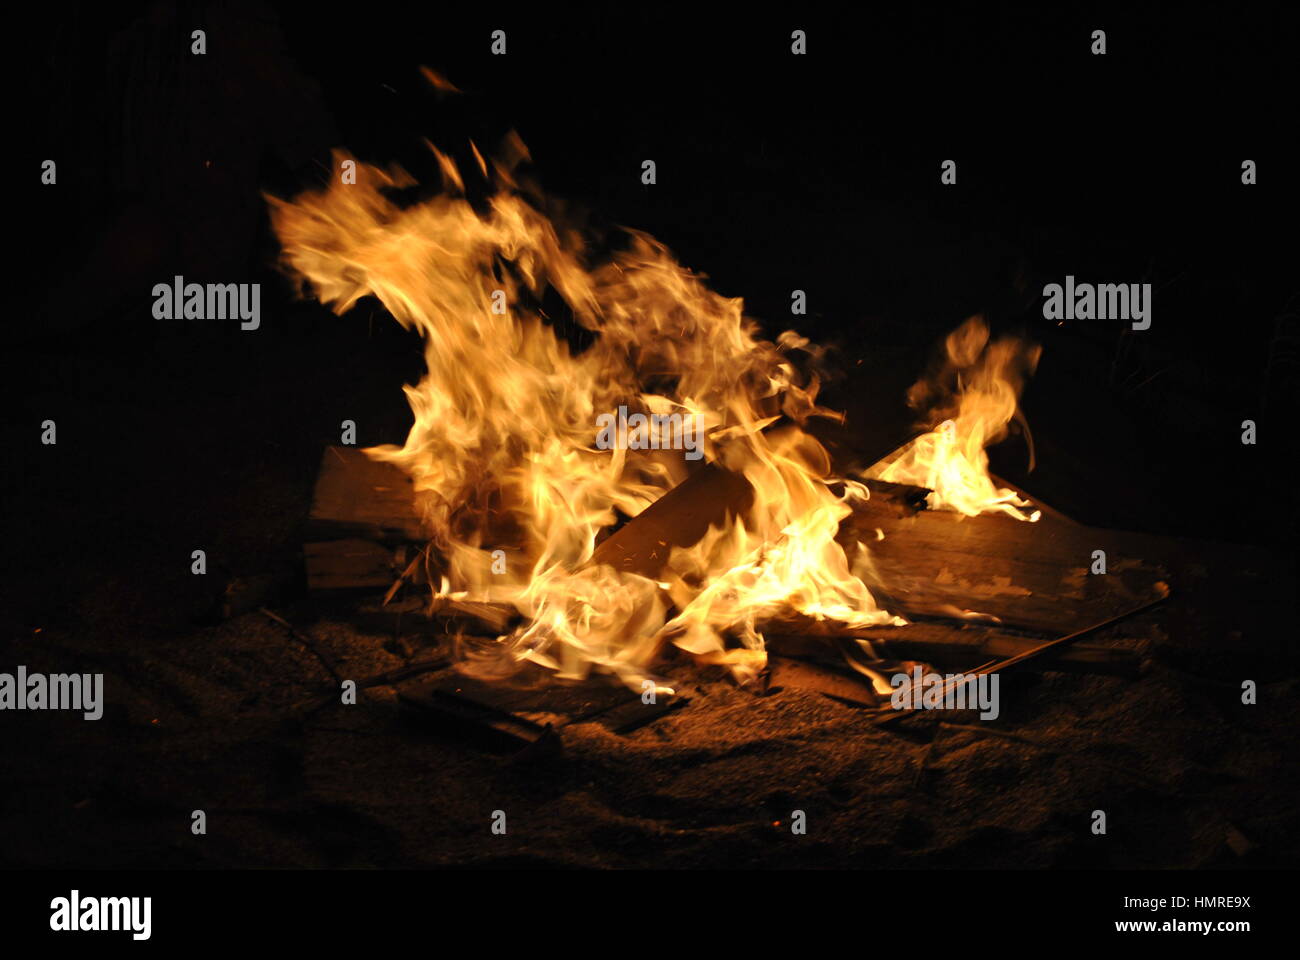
(865, 316), (1041, 521)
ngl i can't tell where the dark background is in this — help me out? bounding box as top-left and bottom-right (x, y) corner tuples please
(0, 2), (1296, 870)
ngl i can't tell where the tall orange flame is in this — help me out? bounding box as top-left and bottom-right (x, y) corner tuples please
(269, 139), (1035, 688)
(865, 316), (1041, 521)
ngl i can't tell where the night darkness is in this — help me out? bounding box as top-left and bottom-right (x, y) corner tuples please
(3, 0), (1298, 941)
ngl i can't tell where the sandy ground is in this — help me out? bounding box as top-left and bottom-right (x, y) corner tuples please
(4, 593), (1296, 869)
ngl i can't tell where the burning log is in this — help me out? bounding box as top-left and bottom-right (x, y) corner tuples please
(304, 424), (912, 593)
(587, 426), (920, 580)
(587, 460), (755, 578)
(840, 491), (1172, 636)
(306, 440), (755, 595)
(305, 434), (1161, 682)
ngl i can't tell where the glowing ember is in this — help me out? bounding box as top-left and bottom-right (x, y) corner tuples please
(268, 135), (1038, 689)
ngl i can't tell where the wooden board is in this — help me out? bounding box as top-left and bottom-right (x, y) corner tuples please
(579, 455), (1170, 634)
(308, 446), (427, 543)
(303, 443), (1165, 634)
(838, 493), (1170, 635)
(304, 538), (410, 591)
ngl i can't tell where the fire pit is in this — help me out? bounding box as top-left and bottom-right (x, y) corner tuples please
(261, 138), (1183, 751)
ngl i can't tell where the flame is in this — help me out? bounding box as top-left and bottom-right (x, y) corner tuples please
(865, 316), (1042, 521)
(268, 138), (1031, 689)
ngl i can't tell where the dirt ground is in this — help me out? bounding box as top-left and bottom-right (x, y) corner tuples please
(3, 597), (1296, 869)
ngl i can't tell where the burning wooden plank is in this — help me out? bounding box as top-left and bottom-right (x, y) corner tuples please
(302, 427), (1182, 682)
(586, 428), (918, 580)
(304, 435), (1162, 640)
(577, 439), (1165, 642)
(588, 461), (754, 578)
(839, 494), (1170, 636)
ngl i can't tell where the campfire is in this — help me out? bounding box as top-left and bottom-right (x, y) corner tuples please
(268, 133), (1167, 740)
(16, 2), (1294, 891)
